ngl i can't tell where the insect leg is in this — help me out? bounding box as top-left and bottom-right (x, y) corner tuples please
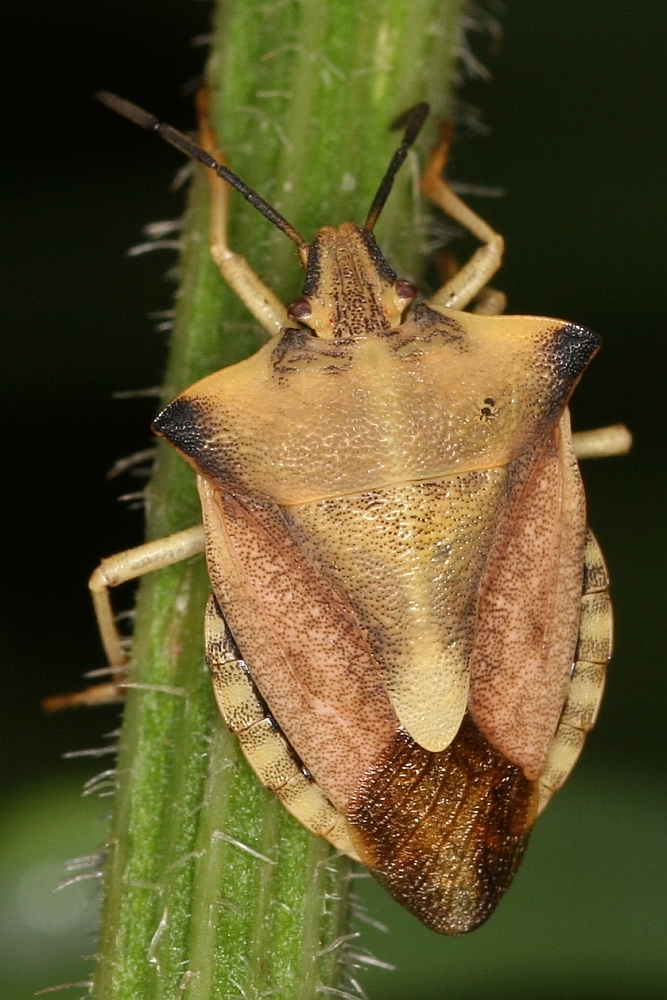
(204, 595), (360, 859)
(437, 247), (507, 316)
(471, 286), (507, 316)
(537, 529), (612, 812)
(571, 424), (633, 460)
(421, 123), (504, 311)
(43, 525), (205, 710)
(196, 91), (290, 338)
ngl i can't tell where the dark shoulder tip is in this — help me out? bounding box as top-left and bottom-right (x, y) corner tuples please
(553, 322), (602, 380)
(152, 397), (208, 458)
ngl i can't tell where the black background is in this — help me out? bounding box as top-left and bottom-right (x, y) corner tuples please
(1, 1), (665, 997)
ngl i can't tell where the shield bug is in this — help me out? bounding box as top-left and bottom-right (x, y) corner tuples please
(51, 91), (629, 934)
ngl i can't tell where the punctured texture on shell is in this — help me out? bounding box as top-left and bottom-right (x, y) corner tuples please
(153, 241), (603, 933)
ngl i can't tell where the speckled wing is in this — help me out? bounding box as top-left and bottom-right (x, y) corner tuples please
(194, 475), (398, 814)
(468, 409), (588, 779)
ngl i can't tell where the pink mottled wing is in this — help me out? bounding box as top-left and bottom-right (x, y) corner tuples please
(468, 409), (587, 779)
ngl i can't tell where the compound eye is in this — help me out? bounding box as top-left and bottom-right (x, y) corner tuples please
(287, 296), (313, 322)
(395, 279), (418, 301)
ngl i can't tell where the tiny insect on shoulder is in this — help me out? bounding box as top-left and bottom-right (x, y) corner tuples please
(49, 91), (631, 935)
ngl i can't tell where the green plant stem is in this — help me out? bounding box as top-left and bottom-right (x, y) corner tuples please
(91, 1), (465, 997)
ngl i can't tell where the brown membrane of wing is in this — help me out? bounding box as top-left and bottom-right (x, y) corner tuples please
(347, 716), (537, 935)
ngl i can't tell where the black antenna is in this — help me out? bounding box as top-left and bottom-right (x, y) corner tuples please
(97, 92), (308, 253)
(363, 102), (430, 233)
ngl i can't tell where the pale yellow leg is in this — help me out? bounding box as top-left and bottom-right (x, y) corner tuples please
(204, 595), (359, 860)
(434, 246), (507, 317)
(421, 126), (504, 311)
(43, 525), (205, 711)
(197, 92), (290, 338)
(571, 424), (633, 460)
(537, 530), (613, 812)
(471, 286), (508, 316)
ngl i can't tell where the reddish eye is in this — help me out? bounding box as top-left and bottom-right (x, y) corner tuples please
(288, 297), (313, 321)
(395, 279), (418, 301)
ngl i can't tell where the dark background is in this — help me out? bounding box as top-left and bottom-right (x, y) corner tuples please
(1, 1), (665, 998)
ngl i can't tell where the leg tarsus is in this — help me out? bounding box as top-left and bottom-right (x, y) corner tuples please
(572, 424), (632, 460)
(43, 682), (125, 713)
(43, 525), (206, 712)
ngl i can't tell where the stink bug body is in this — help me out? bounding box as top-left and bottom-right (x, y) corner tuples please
(54, 91), (628, 934)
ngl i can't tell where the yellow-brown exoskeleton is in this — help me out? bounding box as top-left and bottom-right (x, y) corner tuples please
(54, 91), (630, 934)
